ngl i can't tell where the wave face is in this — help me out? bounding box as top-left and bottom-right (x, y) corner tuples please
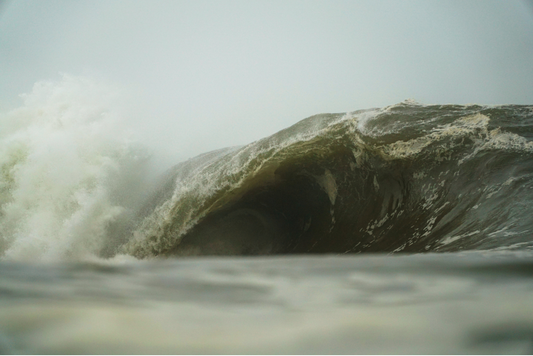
(124, 101), (533, 258)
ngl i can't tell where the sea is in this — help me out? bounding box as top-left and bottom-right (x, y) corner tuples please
(1, 77), (533, 354)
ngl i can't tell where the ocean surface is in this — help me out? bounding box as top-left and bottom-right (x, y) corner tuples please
(1, 81), (533, 354)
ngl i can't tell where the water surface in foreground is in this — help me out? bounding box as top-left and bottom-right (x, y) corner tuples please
(1, 251), (533, 354)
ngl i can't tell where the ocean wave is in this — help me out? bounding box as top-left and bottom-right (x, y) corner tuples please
(1, 79), (531, 261)
(124, 102), (533, 258)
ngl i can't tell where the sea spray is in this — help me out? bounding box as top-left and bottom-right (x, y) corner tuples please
(0, 75), (151, 261)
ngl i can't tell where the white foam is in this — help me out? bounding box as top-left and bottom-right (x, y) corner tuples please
(0, 75), (150, 261)
(439, 230), (480, 246)
(381, 113), (491, 160)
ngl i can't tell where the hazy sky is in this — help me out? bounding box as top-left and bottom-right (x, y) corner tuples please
(1, 0), (533, 161)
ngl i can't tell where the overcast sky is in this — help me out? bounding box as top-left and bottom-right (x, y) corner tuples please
(1, 0), (533, 162)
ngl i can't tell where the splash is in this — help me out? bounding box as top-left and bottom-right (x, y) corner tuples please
(0, 75), (150, 261)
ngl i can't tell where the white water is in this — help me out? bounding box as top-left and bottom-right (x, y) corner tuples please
(0, 75), (153, 261)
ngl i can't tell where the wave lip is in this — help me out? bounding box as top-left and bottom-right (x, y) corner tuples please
(125, 103), (533, 258)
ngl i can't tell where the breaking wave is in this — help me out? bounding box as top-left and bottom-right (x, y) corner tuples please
(124, 101), (533, 258)
(1, 76), (532, 261)
(0, 75), (151, 261)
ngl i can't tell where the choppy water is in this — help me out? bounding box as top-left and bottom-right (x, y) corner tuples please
(1, 77), (533, 353)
